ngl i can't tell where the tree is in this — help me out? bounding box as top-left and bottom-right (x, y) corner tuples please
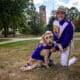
(0, 0), (30, 37)
(66, 7), (80, 32)
(67, 7), (79, 21)
(47, 16), (55, 31)
(26, 0), (44, 35)
(73, 15), (80, 32)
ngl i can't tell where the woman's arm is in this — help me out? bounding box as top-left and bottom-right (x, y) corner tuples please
(58, 22), (74, 49)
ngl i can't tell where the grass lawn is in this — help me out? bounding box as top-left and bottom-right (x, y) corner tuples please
(0, 40), (80, 80)
(0, 34), (41, 38)
(74, 32), (80, 38)
(0, 38), (11, 42)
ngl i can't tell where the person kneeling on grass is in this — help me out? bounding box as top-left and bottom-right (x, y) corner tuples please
(52, 6), (74, 67)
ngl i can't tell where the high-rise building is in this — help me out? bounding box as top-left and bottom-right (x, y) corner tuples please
(39, 5), (46, 25)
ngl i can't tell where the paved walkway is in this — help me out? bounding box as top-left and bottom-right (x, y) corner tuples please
(0, 37), (80, 45)
(0, 37), (41, 44)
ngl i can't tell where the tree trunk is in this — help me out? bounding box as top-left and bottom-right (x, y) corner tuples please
(4, 26), (8, 37)
(13, 26), (16, 37)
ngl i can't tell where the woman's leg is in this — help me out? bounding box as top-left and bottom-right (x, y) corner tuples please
(61, 47), (70, 66)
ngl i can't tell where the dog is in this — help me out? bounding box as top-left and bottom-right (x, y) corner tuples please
(21, 31), (54, 71)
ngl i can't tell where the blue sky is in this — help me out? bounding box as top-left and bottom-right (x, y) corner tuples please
(33, 0), (80, 23)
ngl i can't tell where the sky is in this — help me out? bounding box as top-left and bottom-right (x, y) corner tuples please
(33, 0), (80, 23)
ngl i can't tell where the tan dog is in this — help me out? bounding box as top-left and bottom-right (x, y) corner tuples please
(21, 31), (54, 71)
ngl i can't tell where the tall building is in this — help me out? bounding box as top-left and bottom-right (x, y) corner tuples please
(39, 5), (46, 25)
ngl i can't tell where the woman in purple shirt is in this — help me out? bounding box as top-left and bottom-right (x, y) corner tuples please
(53, 6), (74, 66)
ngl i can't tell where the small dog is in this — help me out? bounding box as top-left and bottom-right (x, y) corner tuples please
(21, 31), (54, 71)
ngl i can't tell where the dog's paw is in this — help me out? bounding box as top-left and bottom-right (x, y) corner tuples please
(45, 65), (50, 68)
(42, 63), (50, 68)
(24, 63), (31, 67)
(20, 66), (32, 71)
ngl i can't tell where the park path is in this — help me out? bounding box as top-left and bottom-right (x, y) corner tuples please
(0, 37), (80, 45)
(0, 37), (41, 44)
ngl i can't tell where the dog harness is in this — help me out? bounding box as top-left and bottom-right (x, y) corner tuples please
(31, 44), (53, 61)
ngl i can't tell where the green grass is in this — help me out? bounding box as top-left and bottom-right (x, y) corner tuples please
(75, 35), (80, 38)
(0, 40), (80, 80)
(0, 38), (11, 42)
(74, 32), (80, 38)
(74, 40), (80, 49)
(0, 34), (41, 38)
(0, 40), (79, 49)
(0, 40), (39, 48)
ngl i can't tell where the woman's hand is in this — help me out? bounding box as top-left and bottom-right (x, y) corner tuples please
(57, 44), (63, 51)
(50, 47), (56, 52)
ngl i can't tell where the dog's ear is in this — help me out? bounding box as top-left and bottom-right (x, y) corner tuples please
(51, 33), (53, 37)
(39, 34), (44, 44)
(41, 34), (46, 44)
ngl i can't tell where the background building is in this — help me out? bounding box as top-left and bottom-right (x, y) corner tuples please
(39, 5), (47, 26)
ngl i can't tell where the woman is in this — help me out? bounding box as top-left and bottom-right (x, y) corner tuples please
(53, 6), (74, 66)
